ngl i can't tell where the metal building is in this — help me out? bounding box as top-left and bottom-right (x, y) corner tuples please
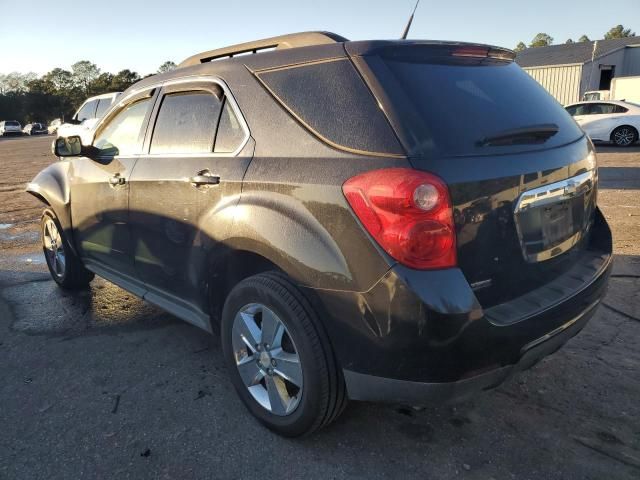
(515, 37), (640, 105)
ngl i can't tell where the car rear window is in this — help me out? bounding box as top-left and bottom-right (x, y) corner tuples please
(374, 55), (583, 157)
(6, 121), (19, 127)
(256, 58), (403, 156)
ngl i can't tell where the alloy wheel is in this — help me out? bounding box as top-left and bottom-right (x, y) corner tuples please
(231, 303), (303, 416)
(43, 219), (66, 278)
(614, 127), (635, 146)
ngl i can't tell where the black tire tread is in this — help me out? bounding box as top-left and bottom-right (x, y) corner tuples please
(232, 271), (347, 435)
(611, 125), (639, 147)
(42, 209), (94, 290)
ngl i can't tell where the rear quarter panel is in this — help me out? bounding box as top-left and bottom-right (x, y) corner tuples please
(178, 53), (410, 292)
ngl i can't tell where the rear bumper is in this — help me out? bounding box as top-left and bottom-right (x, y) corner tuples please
(344, 299), (598, 404)
(311, 209), (612, 404)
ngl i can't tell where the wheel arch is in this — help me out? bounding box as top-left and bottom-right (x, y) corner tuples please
(26, 162), (77, 252)
(609, 124), (639, 143)
(207, 248), (284, 332)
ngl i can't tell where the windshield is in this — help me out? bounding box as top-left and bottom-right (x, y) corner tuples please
(375, 57), (583, 157)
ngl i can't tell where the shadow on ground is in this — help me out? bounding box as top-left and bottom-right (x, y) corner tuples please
(0, 253), (638, 479)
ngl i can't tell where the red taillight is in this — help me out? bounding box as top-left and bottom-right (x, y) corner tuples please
(452, 46), (490, 58)
(342, 168), (457, 270)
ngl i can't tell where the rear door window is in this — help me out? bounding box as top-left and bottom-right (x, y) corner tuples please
(150, 91), (222, 154)
(373, 55), (583, 157)
(590, 103), (617, 115)
(214, 99), (246, 153)
(95, 98), (114, 118)
(75, 100), (99, 121)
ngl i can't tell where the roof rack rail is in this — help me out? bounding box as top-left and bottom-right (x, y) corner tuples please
(178, 31), (348, 67)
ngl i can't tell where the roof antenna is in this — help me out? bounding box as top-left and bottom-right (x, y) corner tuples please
(401, 0), (421, 40)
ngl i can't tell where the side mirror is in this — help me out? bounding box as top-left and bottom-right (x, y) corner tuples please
(52, 136), (101, 160)
(53, 136), (83, 157)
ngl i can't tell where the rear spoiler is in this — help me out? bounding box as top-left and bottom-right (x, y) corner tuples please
(345, 40), (515, 62)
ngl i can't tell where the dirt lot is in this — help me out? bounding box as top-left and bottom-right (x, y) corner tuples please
(0, 135), (638, 479)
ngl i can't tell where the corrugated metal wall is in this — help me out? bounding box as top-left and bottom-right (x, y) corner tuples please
(523, 64), (583, 105)
(622, 46), (640, 75)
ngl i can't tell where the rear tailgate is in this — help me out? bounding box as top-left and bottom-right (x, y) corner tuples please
(421, 141), (597, 306)
(348, 41), (597, 307)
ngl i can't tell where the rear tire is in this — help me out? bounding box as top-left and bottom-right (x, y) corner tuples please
(611, 125), (638, 147)
(221, 271), (347, 437)
(41, 209), (94, 289)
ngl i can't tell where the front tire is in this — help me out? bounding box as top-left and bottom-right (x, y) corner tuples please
(221, 272), (347, 437)
(611, 125), (638, 147)
(41, 209), (94, 289)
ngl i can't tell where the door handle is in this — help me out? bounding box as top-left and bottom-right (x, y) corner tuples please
(109, 174), (126, 186)
(190, 170), (220, 187)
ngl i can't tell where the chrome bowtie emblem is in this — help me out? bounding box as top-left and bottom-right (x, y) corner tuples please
(564, 180), (578, 196)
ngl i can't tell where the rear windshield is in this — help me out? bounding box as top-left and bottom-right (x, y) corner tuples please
(6, 121), (19, 127)
(375, 56), (583, 157)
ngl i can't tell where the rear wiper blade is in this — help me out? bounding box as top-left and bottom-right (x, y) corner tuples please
(477, 123), (559, 147)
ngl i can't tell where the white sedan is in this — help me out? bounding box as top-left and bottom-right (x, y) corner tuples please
(565, 100), (640, 147)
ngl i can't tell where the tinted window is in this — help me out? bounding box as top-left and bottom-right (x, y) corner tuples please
(569, 104), (591, 116)
(590, 103), (617, 115)
(95, 98), (114, 118)
(614, 105), (629, 113)
(93, 98), (151, 156)
(377, 58), (583, 156)
(257, 59), (403, 156)
(566, 104), (593, 116)
(150, 91), (222, 154)
(6, 121), (19, 127)
(214, 99), (245, 153)
(75, 99), (98, 121)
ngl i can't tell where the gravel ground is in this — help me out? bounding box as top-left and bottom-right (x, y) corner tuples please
(0, 135), (638, 479)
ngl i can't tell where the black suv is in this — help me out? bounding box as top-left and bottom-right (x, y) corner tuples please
(28, 32), (612, 436)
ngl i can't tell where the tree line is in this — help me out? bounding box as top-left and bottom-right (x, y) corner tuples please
(0, 60), (177, 125)
(514, 24), (636, 52)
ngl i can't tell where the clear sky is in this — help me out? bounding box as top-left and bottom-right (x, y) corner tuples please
(1, 0), (638, 75)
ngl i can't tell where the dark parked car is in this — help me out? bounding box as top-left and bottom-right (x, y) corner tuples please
(27, 32), (612, 437)
(23, 123), (48, 135)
